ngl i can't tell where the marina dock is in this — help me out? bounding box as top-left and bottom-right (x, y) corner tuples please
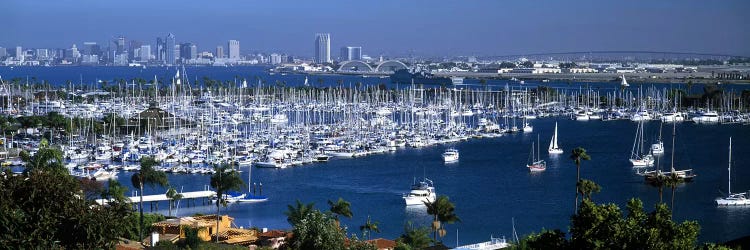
(96, 190), (216, 209)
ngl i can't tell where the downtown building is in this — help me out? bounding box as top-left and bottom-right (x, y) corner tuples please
(340, 46), (362, 61)
(314, 33), (331, 64)
(228, 40), (240, 59)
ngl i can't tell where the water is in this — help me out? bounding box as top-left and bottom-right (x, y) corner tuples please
(110, 119), (750, 246)
(4, 66), (750, 245)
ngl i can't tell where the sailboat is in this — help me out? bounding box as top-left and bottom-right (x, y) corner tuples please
(642, 121), (695, 183)
(716, 137), (750, 206)
(548, 122), (563, 154)
(620, 74), (630, 87)
(629, 119), (654, 167)
(527, 135), (546, 172)
(238, 163), (268, 203)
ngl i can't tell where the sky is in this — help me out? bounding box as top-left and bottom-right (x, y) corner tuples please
(1, 0), (749, 57)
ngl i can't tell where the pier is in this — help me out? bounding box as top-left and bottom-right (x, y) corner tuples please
(96, 189), (216, 211)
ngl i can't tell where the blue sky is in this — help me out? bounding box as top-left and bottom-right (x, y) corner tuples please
(1, 0), (748, 57)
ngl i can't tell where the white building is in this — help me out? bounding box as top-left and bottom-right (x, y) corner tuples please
(228, 40), (240, 59)
(509, 68), (562, 74)
(270, 53), (283, 65)
(314, 33), (331, 64)
(15, 46), (23, 61)
(139, 45), (151, 61)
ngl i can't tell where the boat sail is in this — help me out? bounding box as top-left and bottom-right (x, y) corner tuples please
(527, 135), (546, 172)
(620, 74), (629, 87)
(548, 122), (563, 154)
(716, 137), (750, 206)
(629, 119), (654, 167)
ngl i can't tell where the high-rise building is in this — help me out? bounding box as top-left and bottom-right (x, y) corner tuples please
(115, 36), (126, 54)
(35, 49), (49, 60)
(270, 53), (283, 65)
(0, 47), (7, 58)
(314, 33), (331, 64)
(216, 46), (224, 58)
(15, 46), (23, 61)
(83, 42), (102, 57)
(228, 40), (240, 59)
(140, 45), (151, 61)
(340, 46), (362, 61)
(156, 37), (165, 62)
(165, 33), (176, 64)
(180, 43), (197, 60)
(128, 40), (142, 60)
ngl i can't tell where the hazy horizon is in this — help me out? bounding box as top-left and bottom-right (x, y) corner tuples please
(2, 0), (749, 57)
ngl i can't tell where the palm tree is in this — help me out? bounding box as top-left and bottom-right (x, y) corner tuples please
(327, 197), (353, 228)
(165, 187), (183, 217)
(424, 195), (460, 243)
(285, 200), (316, 226)
(101, 180), (128, 203)
(209, 164), (244, 242)
(648, 174), (666, 203)
(664, 172), (684, 212)
(570, 147), (591, 212)
(576, 179), (601, 200)
(359, 215), (380, 240)
(130, 157), (168, 242)
(399, 222), (432, 249)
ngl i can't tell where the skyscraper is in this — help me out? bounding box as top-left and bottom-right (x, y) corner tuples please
(180, 43), (197, 60)
(0, 47), (7, 58)
(165, 33), (176, 64)
(228, 40), (240, 59)
(314, 33), (331, 64)
(340, 46), (362, 61)
(216, 46), (224, 58)
(140, 45), (151, 61)
(15, 46), (23, 61)
(83, 42), (102, 57)
(115, 36), (126, 54)
(156, 37), (165, 62)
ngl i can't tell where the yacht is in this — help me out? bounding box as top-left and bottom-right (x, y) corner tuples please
(403, 178), (436, 206)
(442, 148), (459, 163)
(548, 122), (563, 154)
(527, 135), (546, 172)
(692, 110), (720, 124)
(716, 137), (750, 206)
(574, 111), (590, 121)
(661, 112), (686, 122)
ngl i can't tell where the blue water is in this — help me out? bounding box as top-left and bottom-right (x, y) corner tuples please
(109, 119), (750, 246)
(4, 66), (750, 245)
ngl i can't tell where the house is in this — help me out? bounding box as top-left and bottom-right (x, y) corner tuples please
(365, 238), (398, 250)
(257, 229), (290, 249)
(148, 215), (233, 245)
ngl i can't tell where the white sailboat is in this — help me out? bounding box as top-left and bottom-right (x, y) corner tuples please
(238, 165), (268, 203)
(527, 135), (546, 172)
(629, 120), (654, 167)
(548, 122), (563, 154)
(716, 137), (750, 206)
(620, 74), (630, 87)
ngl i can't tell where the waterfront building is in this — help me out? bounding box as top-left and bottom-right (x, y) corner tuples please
(15, 46), (23, 61)
(139, 45), (151, 61)
(156, 37), (165, 63)
(216, 45), (224, 58)
(81, 54), (99, 65)
(66, 44), (81, 62)
(228, 40), (240, 59)
(83, 42), (102, 57)
(270, 53), (283, 65)
(128, 40), (142, 60)
(165, 33), (177, 65)
(314, 33), (331, 64)
(115, 36), (126, 55)
(0, 47), (6, 58)
(180, 43), (197, 60)
(35, 49), (49, 60)
(340, 46), (362, 61)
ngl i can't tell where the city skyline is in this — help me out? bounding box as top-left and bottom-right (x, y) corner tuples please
(2, 0), (749, 57)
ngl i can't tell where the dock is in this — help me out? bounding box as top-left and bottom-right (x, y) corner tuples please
(96, 190), (217, 210)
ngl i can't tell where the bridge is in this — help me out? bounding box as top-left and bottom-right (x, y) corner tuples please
(337, 60), (408, 73)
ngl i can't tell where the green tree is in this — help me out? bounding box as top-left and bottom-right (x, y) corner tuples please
(359, 215), (380, 240)
(166, 187), (183, 217)
(648, 174), (666, 203)
(328, 197), (353, 227)
(576, 179), (601, 200)
(20, 139), (65, 176)
(288, 210), (346, 250)
(130, 156), (168, 242)
(570, 147), (591, 212)
(209, 164), (244, 242)
(396, 222), (432, 250)
(424, 195), (460, 243)
(285, 199), (316, 226)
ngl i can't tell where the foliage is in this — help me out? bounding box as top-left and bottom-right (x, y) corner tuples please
(209, 164), (244, 242)
(183, 225), (201, 249)
(328, 197), (354, 220)
(396, 222), (432, 250)
(0, 168), (132, 249)
(359, 215), (380, 240)
(348, 235), (378, 250)
(288, 210), (347, 250)
(131, 156), (169, 242)
(120, 213), (167, 241)
(166, 187), (183, 217)
(576, 179), (601, 200)
(424, 195), (460, 242)
(286, 199), (316, 226)
(20, 142), (65, 176)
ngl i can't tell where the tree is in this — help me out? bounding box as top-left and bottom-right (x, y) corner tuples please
(285, 199), (316, 226)
(209, 164), (244, 242)
(424, 195), (460, 243)
(20, 139), (65, 176)
(397, 222), (432, 250)
(359, 215), (380, 240)
(288, 210), (346, 250)
(130, 156), (168, 242)
(664, 172), (684, 212)
(576, 179), (601, 200)
(166, 187), (183, 217)
(328, 197), (353, 227)
(648, 174), (666, 203)
(570, 147), (591, 212)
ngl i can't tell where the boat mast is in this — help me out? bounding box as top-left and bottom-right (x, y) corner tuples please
(728, 137), (732, 195)
(670, 120), (676, 173)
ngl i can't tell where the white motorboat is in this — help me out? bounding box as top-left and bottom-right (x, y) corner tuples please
(661, 112), (685, 122)
(213, 192), (246, 204)
(522, 122), (533, 133)
(89, 168), (118, 181)
(403, 178), (436, 206)
(574, 111), (590, 121)
(442, 148), (459, 163)
(548, 122), (563, 154)
(716, 137), (750, 206)
(651, 122), (665, 155)
(692, 110), (720, 124)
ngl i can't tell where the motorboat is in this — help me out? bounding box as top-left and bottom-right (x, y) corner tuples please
(403, 178), (436, 206)
(442, 148), (459, 163)
(692, 110), (720, 124)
